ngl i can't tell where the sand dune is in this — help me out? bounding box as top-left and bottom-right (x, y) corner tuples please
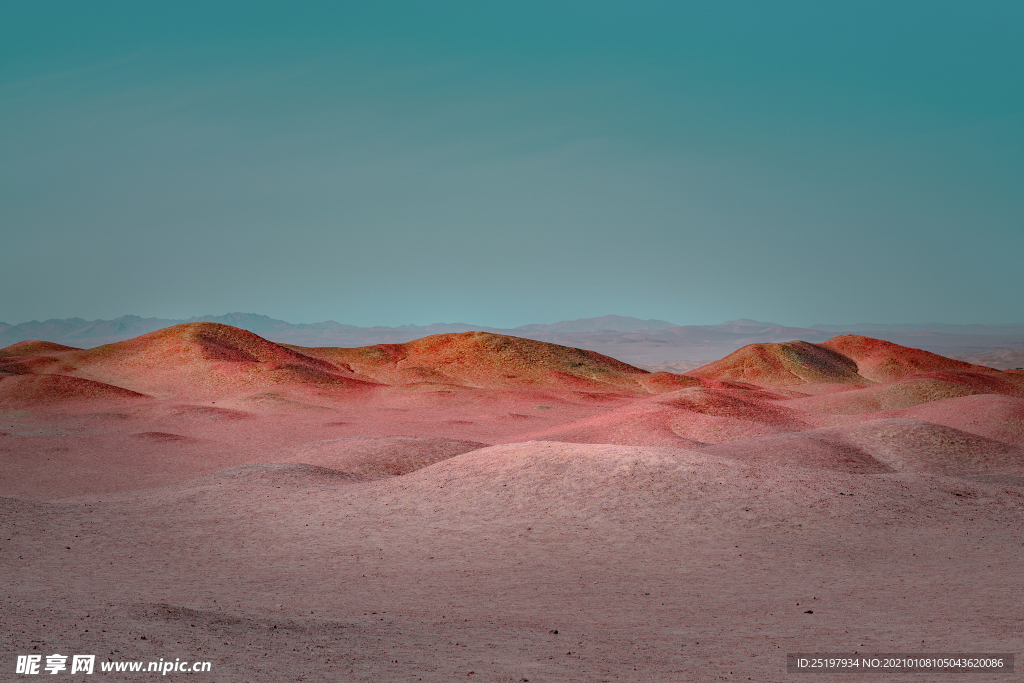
(517, 404), (711, 447)
(632, 370), (703, 393)
(6, 438), (1020, 681)
(0, 339), (82, 356)
(4, 327), (1024, 681)
(783, 376), (981, 414)
(784, 371), (1024, 416)
(0, 325), (693, 403)
(283, 435), (488, 477)
(887, 393), (1024, 445)
(821, 334), (997, 381)
(685, 335), (1016, 398)
(912, 369), (1024, 397)
(819, 418), (1024, 475)
(518, 383), (811, 447)
(0, 340), (81, 375)
(0, 374), (147, 406)
(51, 323), (381, 400)
(702, 418), (1024, 475)
(520, 395), (803, 447)
(3, 327), (1024, 500)
(652, 385), (806, 427)
(3, 324), (1022, 473)
(292, 330), (670, 393)
(700, 430), (893, 474)
(11, 324), (1017, 411)
(189, 461), (375, 486)
(686, 340), (867, 390)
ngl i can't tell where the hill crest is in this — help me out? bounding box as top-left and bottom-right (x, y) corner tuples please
(687, 335), (1009, 392)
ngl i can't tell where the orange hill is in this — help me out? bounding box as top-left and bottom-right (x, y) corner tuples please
(687, 334), (1009, 394)
(684, 340), (865, 391)
(518, 384), (810, 447)
(288, 330), (693, 394)
(47, 323), (379, 400)
(0, 340), (82, 357)
(820, 334), (994, 382)
(0, 374), (148, 406)
(0, 324), (691, 403)
(2, 326), (1019, 408)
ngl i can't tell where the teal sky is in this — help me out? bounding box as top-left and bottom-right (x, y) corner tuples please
(2, 2), (1022, 327)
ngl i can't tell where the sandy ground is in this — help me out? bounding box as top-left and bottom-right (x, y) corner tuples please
(3, 414), (1022, 682)
(2, 328), (1023, 681)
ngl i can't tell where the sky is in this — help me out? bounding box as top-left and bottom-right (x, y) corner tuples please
(1, 1), (1022, 328)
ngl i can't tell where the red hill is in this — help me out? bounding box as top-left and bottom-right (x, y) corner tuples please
(519, 384), (808, 446)
(686, 335), (1021, 398)
(50, 323), (380, 400)
(0, 374), (148, 406)
(894, 394), (1024, 445)
(685, 340), (866, 390)
(292, 331), (673, 393)
(0, 340), (82, 376)
(783, 377), (981, 414)
(0, 340), (82, 357)
(0, 325), (684, 404)
(820, 334), (996, 382)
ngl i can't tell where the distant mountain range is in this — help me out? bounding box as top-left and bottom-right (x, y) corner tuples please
(0, 313), (679, 347)
(1, 313), (1023, 369)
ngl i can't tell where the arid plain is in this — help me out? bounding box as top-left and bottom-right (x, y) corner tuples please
(2, 323), (1023, 681)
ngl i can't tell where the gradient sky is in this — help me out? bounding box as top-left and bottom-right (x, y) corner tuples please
(2, 2), (1022, 327)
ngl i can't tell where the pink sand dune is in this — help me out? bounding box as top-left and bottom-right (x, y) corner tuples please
(0, 374), (148, 406)
(702, 418), (1024, 475)
(282, 435), (488, 477)
(821, 334), (998, 382)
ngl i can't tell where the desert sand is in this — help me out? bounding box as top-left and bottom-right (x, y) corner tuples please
(2, 324), (1022, 681)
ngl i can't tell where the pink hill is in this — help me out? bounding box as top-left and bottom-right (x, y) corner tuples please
(783, 377), (981, 414)
(292, 331), (690, 394)
(0, 340), (82, 357)
(49, 323), (381, 400)
(702, 418), (1024, 475)
(283, 436), (488, 477)
(4, 323), (1023, 485)
(785, 371), (1024, 415)
(891, 394), (1024, 446)
(821, 334), (997, 382)
(685, 340), (866, 391)
(0, 374), (148, 406)
(520, 385), (808, 446)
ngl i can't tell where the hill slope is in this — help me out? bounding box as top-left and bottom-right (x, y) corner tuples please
(685, 340), (866, 390)
(687, 335), (1012, 395)
(290, 331), (688, 394)
(820, 335), (994, 382)
(0, 325), (692, 403)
